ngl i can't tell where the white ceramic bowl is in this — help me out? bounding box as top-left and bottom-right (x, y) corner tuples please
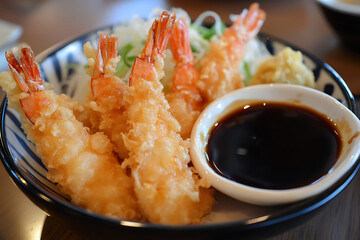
(190, 84), (360, 206)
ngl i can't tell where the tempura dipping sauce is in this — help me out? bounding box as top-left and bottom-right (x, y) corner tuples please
(206, 102), (342, 190)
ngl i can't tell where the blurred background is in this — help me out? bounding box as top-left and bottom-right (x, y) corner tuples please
(0, 0), (359, 91)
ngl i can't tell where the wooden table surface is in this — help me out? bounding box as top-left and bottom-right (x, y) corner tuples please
(0, 0), (360, 239)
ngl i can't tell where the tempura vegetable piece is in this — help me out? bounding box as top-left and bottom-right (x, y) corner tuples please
(249, 47), (315, 87)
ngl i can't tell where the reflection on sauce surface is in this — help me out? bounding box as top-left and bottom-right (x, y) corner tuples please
(206, 102), (342, 190)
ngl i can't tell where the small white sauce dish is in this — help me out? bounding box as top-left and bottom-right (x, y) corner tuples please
(190, 84), (360, 206)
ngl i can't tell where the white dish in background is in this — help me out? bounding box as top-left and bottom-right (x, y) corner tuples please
(0, 20), (23, 71)
(317, 0), (360, 15)
(0, 19), (22, 48)
(317, 0), (360, 51)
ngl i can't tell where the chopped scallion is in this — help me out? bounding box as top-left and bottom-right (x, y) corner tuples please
(243, 61), (253, 86)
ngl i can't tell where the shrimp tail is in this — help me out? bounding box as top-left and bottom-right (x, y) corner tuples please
(233, 2), (266, 40)
(129, 11), (176, 85)
(93, 33), (118, 78)
(91, 33), (120, 101)
(6, 48), (44, 93)
(5, 47), (50, 124)
(168, 18), (199, 92)
(169, 18), (193, 64)
(141, 11), (176, 61)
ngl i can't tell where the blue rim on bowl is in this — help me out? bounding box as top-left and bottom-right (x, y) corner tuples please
(0, 25), (358, 238)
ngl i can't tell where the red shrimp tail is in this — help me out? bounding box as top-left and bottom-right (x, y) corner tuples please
(6, 50), (30, 93)
(141, 11), (176, 61)
(233, 3), (266, 40)
(5, 47), (51, 124)
(93, 33), (118, 78)
(6, 47), (44, 93)
(20, 48), (44, 92)
(169, 18), (193, 65)
(130, 11), (176, 86)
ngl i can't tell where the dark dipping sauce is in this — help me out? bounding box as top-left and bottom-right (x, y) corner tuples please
(206, 102), (342, 190)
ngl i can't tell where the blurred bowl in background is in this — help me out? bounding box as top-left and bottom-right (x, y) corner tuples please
(316, 0), (360, 51)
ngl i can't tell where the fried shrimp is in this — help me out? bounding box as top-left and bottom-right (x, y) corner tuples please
(197, 3), (266, 102)
(1, 47), (141, 220)
(122, 11), (214, 224)
(166, 18), (204, 139)
(84, 33), (129, 159)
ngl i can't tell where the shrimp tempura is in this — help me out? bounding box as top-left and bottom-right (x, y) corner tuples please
(0, 47), (141, 220)
(122, 11), (214, 224)
(166, 18), (204, 139)
(84, 33), (130, 159)
(198, 3), (266, 102)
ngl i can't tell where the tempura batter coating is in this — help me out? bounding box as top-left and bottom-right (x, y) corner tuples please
(26, 94), (140, 220)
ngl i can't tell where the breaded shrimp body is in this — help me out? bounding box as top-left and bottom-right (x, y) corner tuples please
(198, 3), (266, 102)
(1, 47), (141, 220)
(84, 33), (129, 159)
(58, 94), (101, 133)
(123, 11), (214, 224)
